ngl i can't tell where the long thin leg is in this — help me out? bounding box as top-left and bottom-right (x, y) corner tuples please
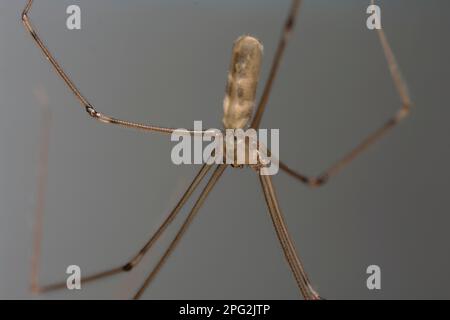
(134, 164), (227, 300)
(30, 104), (51, 293)
(21, 0), (206, 136)
(251, 0), (303, 129)
(259, 174), (321, 300)
(279, 0), (411, 187)
(34, 164), (213, 293)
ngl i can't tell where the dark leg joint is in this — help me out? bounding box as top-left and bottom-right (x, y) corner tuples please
(123, 254), (142, 272)
(309, 175), (329, 188)
(85, 105), (100, 118)
(286, 16), (294, 31)
(122, 263), (134, 272)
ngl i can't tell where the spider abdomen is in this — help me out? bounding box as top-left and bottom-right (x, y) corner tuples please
(222, 36), (263, 129)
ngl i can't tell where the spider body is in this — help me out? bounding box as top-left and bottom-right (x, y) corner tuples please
(223, 36), (263, 130)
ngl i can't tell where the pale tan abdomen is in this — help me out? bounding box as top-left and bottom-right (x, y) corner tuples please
(222, 36), (263, 129)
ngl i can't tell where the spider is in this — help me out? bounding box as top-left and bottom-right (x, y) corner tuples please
(22, 0), (411, 300)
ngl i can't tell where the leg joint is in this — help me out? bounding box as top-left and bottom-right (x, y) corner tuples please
(122, 262), (135, 272)
(396, 102), (411, 122)
(85, 105), (101, 119)
(122, 254), (144, 272)
(308, 175), (329, 188)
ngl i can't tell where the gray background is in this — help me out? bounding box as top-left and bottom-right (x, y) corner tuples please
(0, 0), (449, 299)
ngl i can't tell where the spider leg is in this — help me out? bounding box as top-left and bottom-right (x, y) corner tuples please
(279, 0), (411, 188)
(21, 0), (206, 136)
(32, 164), (213, 294)
(258, 174), (321, 300)
(133, 164), (227, 299)
(251, 0), (303, 129)
(30, 103), (51, 293)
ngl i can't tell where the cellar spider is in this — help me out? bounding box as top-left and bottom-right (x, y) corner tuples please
(22, 0), (411, 300)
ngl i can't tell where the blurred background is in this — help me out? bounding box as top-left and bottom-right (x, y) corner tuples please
(0, 0), (449, 299)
